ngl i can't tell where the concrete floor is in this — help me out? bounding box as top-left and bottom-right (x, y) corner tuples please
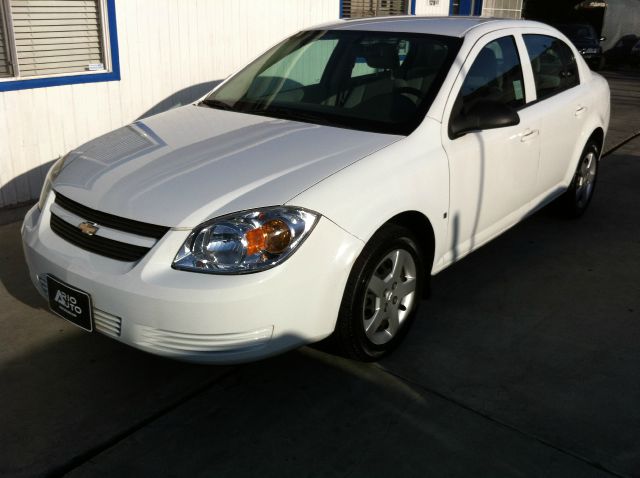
(604, 70), (640, 152)
(1, 74), (639, 477)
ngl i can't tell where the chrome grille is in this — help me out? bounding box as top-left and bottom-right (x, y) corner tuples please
(54, 193), (169, 239)
(50, 213), (150, 262)
(50, 192), (169, 262)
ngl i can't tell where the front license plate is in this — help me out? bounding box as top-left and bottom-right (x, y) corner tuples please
(47, 275), (93, 332)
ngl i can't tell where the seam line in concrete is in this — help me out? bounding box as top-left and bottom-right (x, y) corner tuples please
(48, 369), (235, 478)
(377, 365), (627, 478)
(603, 131), (640, 158)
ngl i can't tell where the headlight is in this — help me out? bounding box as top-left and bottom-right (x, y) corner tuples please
(172, 207), (320, 274)
(38, 155), (69, 210)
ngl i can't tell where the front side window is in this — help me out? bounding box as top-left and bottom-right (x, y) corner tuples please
(523, 34), (580, 101)
(0, 0), (115, 81)
(205, 30), (462, 135)
(452, 35), (525, 120)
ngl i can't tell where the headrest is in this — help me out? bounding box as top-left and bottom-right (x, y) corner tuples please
(463, 48), (498, 94)
(363, 43), (399, 70)
(470, 48), (498, 76)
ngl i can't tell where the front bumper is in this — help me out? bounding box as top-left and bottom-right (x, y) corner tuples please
(21, 199), (363, 363)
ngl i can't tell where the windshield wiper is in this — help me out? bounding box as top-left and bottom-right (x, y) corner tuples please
(253, 105), (338, 128)
(200, 98), (236, 111)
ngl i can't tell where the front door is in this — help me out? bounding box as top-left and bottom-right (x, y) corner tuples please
(441, 33), (541, 264)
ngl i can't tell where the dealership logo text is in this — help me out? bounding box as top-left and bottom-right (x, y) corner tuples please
(55, 290), (82, 316)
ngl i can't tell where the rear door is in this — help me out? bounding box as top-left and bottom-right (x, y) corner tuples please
(521, 33), (590, 195)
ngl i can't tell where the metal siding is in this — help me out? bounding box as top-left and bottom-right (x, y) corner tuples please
(0, 0), (339, 207)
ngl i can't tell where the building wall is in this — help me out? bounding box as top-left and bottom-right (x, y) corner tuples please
(0, 0), (339, 208)
(482, 0), (523, 19)
(415, 0), (451, 16)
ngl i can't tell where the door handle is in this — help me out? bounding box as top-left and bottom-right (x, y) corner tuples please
(520, 129), (539, 142)
(575, 106), (588, 116)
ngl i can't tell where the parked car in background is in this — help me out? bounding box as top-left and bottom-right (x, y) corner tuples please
(554, 23), (605, 70)
(630, 38), (640, 66)
(604, 34), (640, 68)
(22, 17), (610, 364)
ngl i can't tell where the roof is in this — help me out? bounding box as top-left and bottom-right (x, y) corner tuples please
(316, 16), (551, 38)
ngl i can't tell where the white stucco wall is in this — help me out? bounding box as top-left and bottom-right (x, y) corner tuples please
(0, 0), (455, 208)
(0, 0), (340, 208)
(415, 0), (450, 16)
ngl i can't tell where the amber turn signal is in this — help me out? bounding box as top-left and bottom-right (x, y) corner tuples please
(245, 219), (292, 256)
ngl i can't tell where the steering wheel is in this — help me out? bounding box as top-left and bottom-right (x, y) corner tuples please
(396, 87), (423, 103)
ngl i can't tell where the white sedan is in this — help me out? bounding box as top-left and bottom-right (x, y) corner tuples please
(22, 17), (610, 363)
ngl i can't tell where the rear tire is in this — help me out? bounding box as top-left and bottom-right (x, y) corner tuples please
(557, 140), (600, 218)
(332, 224), (425, 361)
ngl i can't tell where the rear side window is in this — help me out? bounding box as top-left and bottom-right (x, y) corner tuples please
(456, 35), (526, 115)
(523, 35), (580, 100)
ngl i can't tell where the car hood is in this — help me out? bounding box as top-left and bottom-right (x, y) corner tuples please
(54, 105), (401, 228)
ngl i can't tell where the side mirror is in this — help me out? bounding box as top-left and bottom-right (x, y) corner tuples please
(450, 99), (520, 139)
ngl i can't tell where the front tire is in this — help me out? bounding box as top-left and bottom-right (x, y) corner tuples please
(332, 224), (425, 361)
(558, 140), (600, 218)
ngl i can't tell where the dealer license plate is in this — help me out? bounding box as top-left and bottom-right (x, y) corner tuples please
(47, 275), (93, 332)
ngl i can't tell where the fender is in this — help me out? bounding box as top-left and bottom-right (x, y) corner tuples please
(561, 73), (610, 187)
(287, 117), (450, 274)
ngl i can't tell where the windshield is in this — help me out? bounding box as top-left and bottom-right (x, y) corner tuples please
(203, 30), (461, 135)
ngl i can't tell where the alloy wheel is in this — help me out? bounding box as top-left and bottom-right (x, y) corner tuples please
(575, 151), (597, 208)
(362, 249), (418, 345)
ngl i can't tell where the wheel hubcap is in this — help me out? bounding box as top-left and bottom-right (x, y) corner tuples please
(362, 249), (417, 345)
(575, 151), (597, 208)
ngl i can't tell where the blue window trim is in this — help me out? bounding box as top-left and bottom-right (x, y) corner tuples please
(473, 0), (483, 16)
(339, 0), (417, 18)
(0, 0), (120, 92)
(450, 0), (483, 16)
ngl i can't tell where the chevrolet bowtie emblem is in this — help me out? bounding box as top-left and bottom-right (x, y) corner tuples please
(78, 222), (99, 236)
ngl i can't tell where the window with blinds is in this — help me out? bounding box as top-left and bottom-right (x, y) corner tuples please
(0, 3), (12, 77)
(1, 0), (108, 79)
(341, 0), (410, 19)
